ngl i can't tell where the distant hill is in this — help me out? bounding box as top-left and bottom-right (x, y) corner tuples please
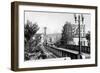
(46, 33), (62, 43)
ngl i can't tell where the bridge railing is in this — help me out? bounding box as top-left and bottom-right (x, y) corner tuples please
(45, 44), (90, 59)
(65, 45), (90, 54)
(46, 45), (79, 59)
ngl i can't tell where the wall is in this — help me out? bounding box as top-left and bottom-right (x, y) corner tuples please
(0, 0), (100, 73)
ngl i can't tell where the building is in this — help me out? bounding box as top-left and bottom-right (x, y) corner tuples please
(46, 33), (61, 44)
(72, 24), (88, 46)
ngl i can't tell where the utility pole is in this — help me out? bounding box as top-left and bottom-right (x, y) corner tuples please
(78, 15), (81, 56)
(74, 14), (84, 59)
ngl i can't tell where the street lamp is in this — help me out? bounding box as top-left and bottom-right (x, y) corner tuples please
(74, 13), (84, 59)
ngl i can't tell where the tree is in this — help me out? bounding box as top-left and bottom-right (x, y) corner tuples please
(60, 22), (73, 46)
(24, 20), (39, 60)
(86, 31), (90, 46)
(24, 20), (39, 41)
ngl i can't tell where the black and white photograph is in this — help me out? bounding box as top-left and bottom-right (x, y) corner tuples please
(11, 2), (97, 71)
(24, 11), (91, 61)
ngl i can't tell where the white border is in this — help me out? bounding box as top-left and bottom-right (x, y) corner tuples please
(19, 5), (96, 68)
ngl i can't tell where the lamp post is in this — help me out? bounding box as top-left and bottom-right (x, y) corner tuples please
(74, 14), (84, 59)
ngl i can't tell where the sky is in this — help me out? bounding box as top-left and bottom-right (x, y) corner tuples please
(25, 11), (91, 34)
